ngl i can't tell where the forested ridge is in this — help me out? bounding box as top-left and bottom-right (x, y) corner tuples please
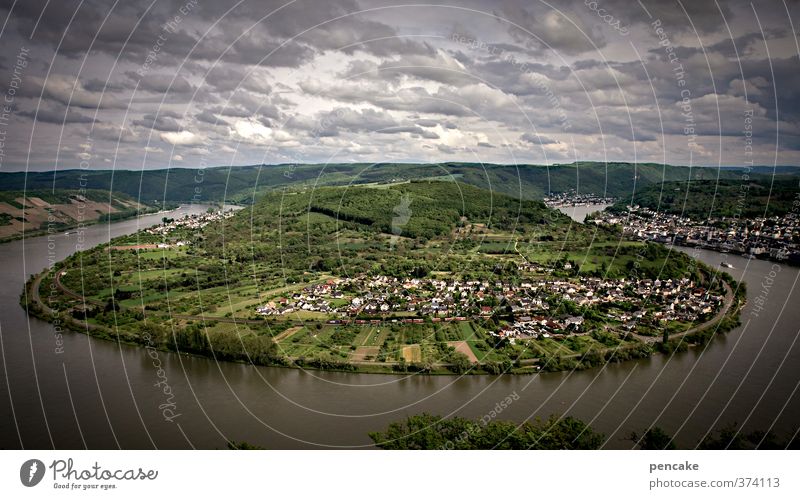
(3, 161), (775, 205)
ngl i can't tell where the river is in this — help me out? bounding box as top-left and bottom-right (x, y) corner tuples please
(555, 203), (612, 223)
(1, 206), (798, 449)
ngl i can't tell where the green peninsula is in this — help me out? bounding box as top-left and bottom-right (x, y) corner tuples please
(26, 181), (742, 374)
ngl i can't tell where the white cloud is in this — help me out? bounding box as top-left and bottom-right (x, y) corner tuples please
(160, 131), (202, 146)
(232, 119), (294, 144)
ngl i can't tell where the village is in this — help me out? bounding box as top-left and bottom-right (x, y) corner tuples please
(144, 207), (237, 237)
(543, 190), (616, 208)
(107, 208), (238, 251)
(256, 271), (723, 341)
(592, 206), (800, 265)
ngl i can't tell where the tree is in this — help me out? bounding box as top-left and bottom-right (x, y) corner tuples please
(631, 427), (676, 450)
(447, 352), (473, 374)
(698, 424), (797, 450)
(369, 413), (604, 450)
(104, 298), (120, 313)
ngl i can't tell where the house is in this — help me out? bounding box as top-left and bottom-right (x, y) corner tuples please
(565, 316), (584, 328)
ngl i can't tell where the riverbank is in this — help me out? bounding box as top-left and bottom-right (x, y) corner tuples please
(0, 203), (170, 244)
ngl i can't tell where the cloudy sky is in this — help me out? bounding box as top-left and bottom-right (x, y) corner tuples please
(0, 0), (799, 171)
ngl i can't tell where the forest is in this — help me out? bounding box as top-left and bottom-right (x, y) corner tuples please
(2, 161), (775, 206)
(609, 177), (800, 219)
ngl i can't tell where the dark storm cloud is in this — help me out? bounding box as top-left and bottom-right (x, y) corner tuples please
(18, 75), (125, 109)
(643, 29), (800, 123)
(195, 109), (230, 126)
(0, 0), (197, 59)
(18, 102), (97, 124)
(416, 119), (439, 127)
(82, 78), (127, 93)
(300, 78), (516, 118)
(192, 0), (434, 57)
(193, 30), (316, 67)
(377, 51), (474, 86)
(676, 31), (786, 60)
(90, 122), (138, 142)
(306, 107), (400, 137)
(494, 0), (607, 55)
(1, 0), (798, 169)
(228, 91), (284, 120)
(0, 0), (316, 70)
(125, 72), (195, 94)
(625, 0), (734, 33)
(202, 65), (272, 94)
(207, 105), (252, 118)
(521, 132), (559, 145)
(132, 113), (183, 132)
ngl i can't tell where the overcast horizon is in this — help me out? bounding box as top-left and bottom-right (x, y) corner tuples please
(2, 160), (798, 175)
(1, 0), (799, 172)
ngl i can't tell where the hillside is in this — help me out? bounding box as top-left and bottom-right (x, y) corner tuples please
(0, 189), (155, 240)
(210, 180), (565, 278)
(1, 162), (776, 206)
(608, 178), (800, 219)
(452, 161), (740, 200)
(0, 167), (268, 205)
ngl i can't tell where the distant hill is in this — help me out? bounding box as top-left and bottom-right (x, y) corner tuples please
(449, 162), (741, 200)
(1, 162), (793, 205)
(608, 178), (800, 219)
(718, 165), (800, 175)
(0, 189), (154, 240)
(0, 167), (268, 205)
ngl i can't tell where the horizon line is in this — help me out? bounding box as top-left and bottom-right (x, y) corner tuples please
(2, 161), (798, 174)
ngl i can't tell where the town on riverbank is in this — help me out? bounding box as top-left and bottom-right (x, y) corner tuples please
(592, 204), (800, 265)
(258, 273), (724, 341)
(543, 190), (616, 208)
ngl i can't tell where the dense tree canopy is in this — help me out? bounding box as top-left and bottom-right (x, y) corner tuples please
(369, 413), (605, 450)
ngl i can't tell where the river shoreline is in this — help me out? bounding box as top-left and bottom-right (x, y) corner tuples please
(21, 232), (745, 376)
(0, 203), (174, 244)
